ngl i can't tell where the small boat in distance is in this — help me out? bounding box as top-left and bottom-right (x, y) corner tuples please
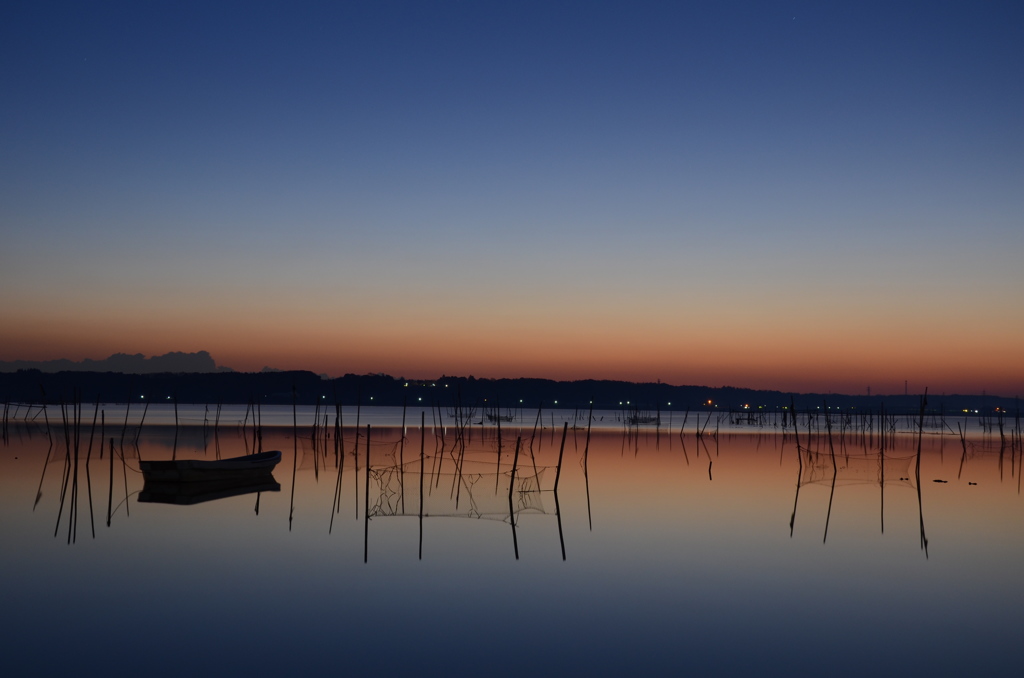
(626, 414), (660, 425)
(139, 450), (282, 482)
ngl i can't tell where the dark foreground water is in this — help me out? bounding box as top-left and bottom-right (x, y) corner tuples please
(1, 410), (1021, 676)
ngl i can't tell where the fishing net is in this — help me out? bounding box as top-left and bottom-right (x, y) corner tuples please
(367, 463), (548, 521)
(800, 449), (916, 488)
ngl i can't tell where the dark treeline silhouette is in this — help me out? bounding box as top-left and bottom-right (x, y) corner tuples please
(0, 369), (1017, 415)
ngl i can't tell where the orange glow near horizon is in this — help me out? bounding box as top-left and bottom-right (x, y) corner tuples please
(3, 297), (1021, 396)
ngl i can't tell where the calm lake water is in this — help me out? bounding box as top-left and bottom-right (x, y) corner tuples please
(1, 407), (1021, 676)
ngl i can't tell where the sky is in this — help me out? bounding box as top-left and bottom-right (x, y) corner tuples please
(2, 1), (1022, 396)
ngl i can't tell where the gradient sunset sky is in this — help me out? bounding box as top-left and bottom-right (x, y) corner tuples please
(2, 1), (1022, 396)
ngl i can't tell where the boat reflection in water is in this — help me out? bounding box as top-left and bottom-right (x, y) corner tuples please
(139, 476), (281, 505)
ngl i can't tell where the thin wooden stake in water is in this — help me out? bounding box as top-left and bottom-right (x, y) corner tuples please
(509, 436), (521, 504)
(789, 436), (803, 537)
(916, 389), (929, 557)
(70, 396), (81, 544)
(957, 423), (968, 479)
(119, 385), (132, 448)
(824, 400), (836, 460)
(106, 438), (114, 527)
(555, 489), (566, 561)
(820, 402), (838, 543)
(120, 438), (130, 518)
(434, 402), (445, 489)
(399, 397), (407, 515)
(584, 435), (593, 531)
(880, 415), (886, 535)
(172, 392), (179, 460)
(495, 399), (502, 492)
(364, 424), (371, 563)
(134, 399), (149, 445)
(581, 401), (593, 474)
(508, 436), (521, 560)
(55, 401), (71, 540)
(85, 400), (99, 539)
(419, 411), (425, 560)
(289, 386), (297, 531)
(823, 459), (837, 544)
(329, 409), (344, 534)
(554, 422), (568, 493)
(355, 401), (361, 516)
(529, 403), (543, 453)
(39, 388), (52, 445)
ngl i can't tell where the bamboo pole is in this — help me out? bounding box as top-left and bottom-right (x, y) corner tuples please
(106, 438), (114, 527)
(554, 422), (568, 493)
(399, 397), (407, 515)
(419, 411), (425, 560)
(508, 436), (521, 560)
(364, 424), (371, 563)
(289, 386), (297, 531)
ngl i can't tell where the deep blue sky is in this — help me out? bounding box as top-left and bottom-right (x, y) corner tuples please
(2, 1), (1022, 394)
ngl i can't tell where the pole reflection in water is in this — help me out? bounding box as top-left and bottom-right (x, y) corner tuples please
(4, 412), (1023, 675)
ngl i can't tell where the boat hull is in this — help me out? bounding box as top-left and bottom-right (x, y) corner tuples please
(139, 450), (282, 482)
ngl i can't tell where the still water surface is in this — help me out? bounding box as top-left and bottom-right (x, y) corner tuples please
(1, 408), (1021, 676)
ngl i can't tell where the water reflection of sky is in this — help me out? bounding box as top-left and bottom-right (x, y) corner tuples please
(2, 422), (1021, 675)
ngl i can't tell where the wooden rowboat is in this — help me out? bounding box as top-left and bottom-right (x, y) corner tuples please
(139, 450), (282, 482)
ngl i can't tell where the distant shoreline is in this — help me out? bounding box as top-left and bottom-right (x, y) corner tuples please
(1, 369), (1018, 416)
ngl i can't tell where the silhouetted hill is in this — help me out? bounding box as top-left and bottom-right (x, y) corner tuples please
(0, 351), (226, 374)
